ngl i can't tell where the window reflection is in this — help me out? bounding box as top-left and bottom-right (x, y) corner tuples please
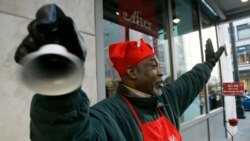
(104, 20), (125, 97)
(172, 0), (205, 123)
(201, 12), (223, 111)
(237, 23), (250, 41)
(237, 45), (250, 65)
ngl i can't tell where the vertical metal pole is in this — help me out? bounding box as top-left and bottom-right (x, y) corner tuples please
(229, 22), (246, 119)
(197, 3), (212, 141)
(95, 0), (107, 100)
(166, 0), (175, 81)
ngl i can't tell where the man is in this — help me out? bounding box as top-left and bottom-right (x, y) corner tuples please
(15, 4), (225, 141)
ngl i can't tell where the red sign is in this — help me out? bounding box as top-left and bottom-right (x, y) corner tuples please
(223, 82), (244, 96)
(118, 0), (158, 37)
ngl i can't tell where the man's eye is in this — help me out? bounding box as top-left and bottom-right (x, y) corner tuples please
(151, 64), (158, 69)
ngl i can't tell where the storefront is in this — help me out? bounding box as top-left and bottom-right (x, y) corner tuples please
(0, 0), (237, 140)
(96, 0), (229, 140)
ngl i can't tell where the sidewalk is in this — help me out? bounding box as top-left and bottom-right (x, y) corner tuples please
(234, 111), (250, 141)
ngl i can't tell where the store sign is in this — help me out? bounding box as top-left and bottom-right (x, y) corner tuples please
(118, 0), (157, 37)
(120, 10), (157, 37)
(122, 10), (153, 30)
(223, 82), (244, 96)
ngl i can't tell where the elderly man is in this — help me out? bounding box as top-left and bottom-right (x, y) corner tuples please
(15, 4), (224, 141)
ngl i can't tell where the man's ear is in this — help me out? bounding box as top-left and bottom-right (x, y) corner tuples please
(125, 66), (137, 80)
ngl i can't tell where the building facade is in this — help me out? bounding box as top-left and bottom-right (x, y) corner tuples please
(0, 0), (238, 141)
(233, 17), (250, 92)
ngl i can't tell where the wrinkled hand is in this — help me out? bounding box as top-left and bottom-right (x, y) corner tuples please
(14, 4), (86, 64)
(205, 38), (225, 66)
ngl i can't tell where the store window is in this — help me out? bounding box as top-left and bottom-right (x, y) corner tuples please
(201, 11), (223, 111)
(237, 23), (250, 41)
(237, 45), (250, 65)
(103, 21), (125, 96)
(171, 0), (204, 122)
(103, 0), (171, 97)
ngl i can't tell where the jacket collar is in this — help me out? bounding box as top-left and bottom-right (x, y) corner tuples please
(117, 84), (159, 110)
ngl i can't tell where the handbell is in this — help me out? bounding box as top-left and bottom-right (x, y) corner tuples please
(20, 44), (83, 96)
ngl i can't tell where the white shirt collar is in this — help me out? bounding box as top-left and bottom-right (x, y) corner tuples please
(123, 85), (151, 98)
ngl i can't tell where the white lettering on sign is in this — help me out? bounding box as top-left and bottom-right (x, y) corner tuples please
(122, 11), (152, 30)
(223, 82), (244, 96)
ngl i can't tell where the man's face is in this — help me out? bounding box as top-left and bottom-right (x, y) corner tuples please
(134, 55), (163, 96)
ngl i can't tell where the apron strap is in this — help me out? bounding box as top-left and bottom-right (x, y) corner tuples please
(121, 95), (143, 127)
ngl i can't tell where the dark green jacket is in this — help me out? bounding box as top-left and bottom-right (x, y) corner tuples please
(30, 62), (213, 141)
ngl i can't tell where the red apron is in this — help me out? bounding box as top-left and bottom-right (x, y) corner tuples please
(121, 96), (182, 141)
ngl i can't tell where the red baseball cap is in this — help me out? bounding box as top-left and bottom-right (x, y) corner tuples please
(109, 38), (155, 78)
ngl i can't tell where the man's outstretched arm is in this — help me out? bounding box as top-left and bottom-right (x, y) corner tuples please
(15, 4), (105, 141)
